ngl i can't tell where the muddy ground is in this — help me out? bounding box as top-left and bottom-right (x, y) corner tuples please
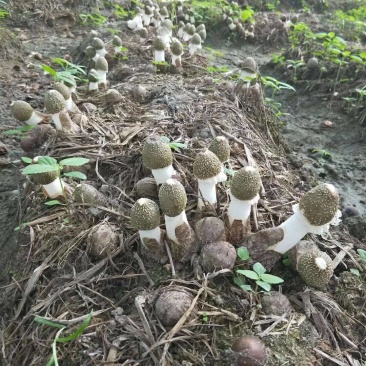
(0, 1), (365, 366)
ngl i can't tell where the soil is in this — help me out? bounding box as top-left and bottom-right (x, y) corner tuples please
(0, 1), (365, 366)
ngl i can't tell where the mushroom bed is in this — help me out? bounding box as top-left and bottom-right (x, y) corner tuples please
(0, 1), (365, 365)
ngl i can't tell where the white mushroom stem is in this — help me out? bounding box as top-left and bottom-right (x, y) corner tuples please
(128, 15), (143, 31)
(142, 13), (151, 26)
(139, 227), (161, 245)
(140, 37), (148, 43)
(96, 48), (107, 57)
(92, 54), (100, 62)
(114, 46), (121, 53)
(171, 54), (182, 67)
(188, 43), (201, 56)
(151, 165), (175, 185)
(89, 82), (99, 91)
(151, 18), (160, 28)
(25, 111), (47, 126)
(182, 32), (191, 42)
(96, 70), (107, 84)
(165, 210), (188, 244)
(267, 204), (342, 254)
(229, 23), (237, 31)
(197, 169), (227, 209)
(228, 192), (259, 226)
(43, 177), (64, 198)
(190, 16), (195, 24)
(51, 113), (63, 130)
(177, 27), (184, 39)
(154, 50), (165, 62)
(68, 85), (76, 94)
(65, 97), (80, 113)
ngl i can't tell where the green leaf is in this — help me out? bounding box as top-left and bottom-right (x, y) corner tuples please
(56, 311), (93, 343)
(3, 129), (22, 135)
(63, 171), (87, 180)
(357, 249), (366, 261)
(45, 200), (64, 206)
(350, 55), (363, 63)
(37, 156), (58, 166)
(21, 157), (33, 164)
(42, 65), (57, 77)
(233, 275), (246, 287)
(236, 270), (259, 280)
(282, 258), (291, 267)
(23, 164), (58, 175)
(350, 268), (360, 276)
(224, 167), (235, 176)
(261, 273), (284, 284)
(59, 157), (89, 166)
(253, 262), (266, 276)
(34, 316), (66, 329)
(160, 136), (170, 143)
(240, 284), (253, 291)
(256, 280), (271, 292)
(169, 142), (188, 150)
(237, 247), (250, 261)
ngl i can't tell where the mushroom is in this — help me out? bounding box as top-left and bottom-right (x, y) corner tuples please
(74, 183), (108, 215)
(91, 37), (107, 57)
(195, 217), (227, 249)
(139, 27), (148, 43)
(151, 9), (161, 28)
(29, 164), (64, 199)
(127, 8), (143, 31)
(85, 46), (99, 62)
(142, 5), (153, 26)
(170, 38), (184, 68)
(10, 101), (48, 126)
(161, 18), (173, 38)
(157, 26), (171, 48)
(297, 249), (333, 289)
(159, 179), (195, 260)
(245, 24), (255, 39)
(142, 135), (174, 185)
(153, 36), (167, 62)
(44, 90), (76, 132)
(208, 136), (230, 163)
(95, 57), (108, 87)
(198, 28), (206, 43)
(159, 6), (169, 21)
(240, 57), (258, 82)
(188, 9), (195, 24)
(267, 183), (341, 254)
(176, 0), (183, 13)
(53, 82), (80, 113)
(176, 21), (185, 39)
(193, 150), (227, 210)
(112, 36), (122, 53)
(227, 17), (236, 31)
(307, 57), (319, 69)
(88, 69), (99, 92)
(228, 166), (261, 243)
(134, 177), (158, 199)
(188, 33), (202, 56)
(131, 198), (165, 260)
(183, 23), (195, 42)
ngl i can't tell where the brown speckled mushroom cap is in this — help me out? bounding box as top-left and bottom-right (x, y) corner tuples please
(85, 46), (97, 58)
(193, 150), (222, 180)
(10, 101), (34, 122)
(74, 183), (106, 205)
(92, 37), (105, 50)
(153, 36), (166, 51)
(190, 33), (202, 45)
(162, 18), (173, 29)
(88, 69), (99, 82)
(160, 6), (169, 17)
(299, 183), (339, 226)
(142, 135), (173, 170)
(130, 198), (160, 231)
(139, 27), (149, 38)
(112, 36), (122, 47)
(31, 171), (58, 185)
(230, 166), (261, 201)
(44, 90), (66, 114)
(53, 82), (71, 101)
(171, 39), (183, 56)
(196, 24), (205, 32)
(87, 223), (118, 259)
(241, 57), (258, 74)
(187, 24), (196, 35)
(208, 136), (230, 163)
(297, 250), (333, 289)
(95, 57), (108, 72)
(159, 179), (187, 217)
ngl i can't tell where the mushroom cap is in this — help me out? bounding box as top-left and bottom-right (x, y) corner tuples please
(135, 6), (143, 14)
(142, 135), (173, 170)
(144, 5), (153, 15)
(297, 250), (333, 288)
(92, 37), (105, 50)
(160, 6), (168, 16)
(208, 136), (230, 163)
(171, 39), (183, 56)
(232, 335), (267, 366)
(44, 90), (66, 114)
(241, 57), (258, 73)
(153, 36), (166, 51)
(95, 57), (108, 72)
(183, 23), (191, 32)
(87, 223), (118, 259)
(112, 35), (122, 47)
(227, 17), (233, 24)
(231, 166), (261, 201)
(139, 27), (149, 38)
(187, 24), (196, 35)
(134, 177), (158, 199)
(196, 24), (205, 32)
(31, 171), (58, 185)
(85, 46), (97, 58)
(10, 101), (34, 122)
(193, 150), (222, 180)
(190, 33), (202, 45)
(198, 29), (206, 40)
(155, 288), (194, 327)
(200, 241), (236, 272)
(159, 179), (187, 217)
(195, 217), (227, 245)
(307, 57), (319, 69)
(178, 20), (185, 28)
(88, 69), (99, 82)
(161, 18), (173, 29)
(131, 198), (160, 231)
(53, 82), (71, 101)
(74, 183), (106, 205)
(299, 183), (339, 226)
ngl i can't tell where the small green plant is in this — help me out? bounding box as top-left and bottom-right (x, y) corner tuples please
(114, 3), (129, 19)
(357, 249), (366, 261)
(272, 53), (285, 66)
(3, 125), (35, 137)
(311, 149), (332, 160)
(34, 311), (93, 366)
(350, 268), (360, 276)
(161, 136), (188, 150)
(236, 262), (284, 292)
(202, 312), (209, 322)
(79, 12), (107, 26)
(286, 59), (306, 80)
(356, 86), (366, 103)
(260, 75), (296, 97)
(240, 6), (255, 23)
(0, 7), (9, 18)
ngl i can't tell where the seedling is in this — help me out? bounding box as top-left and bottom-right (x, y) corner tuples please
(79, 12), (107, 26)
(3, 125), (35, 137)
(311, 149), (332, 160)
(236, 262), (284, 292)
(160, 136), (188, 150)
(34, 311), (92, 366)
(357, 249), (366, 261)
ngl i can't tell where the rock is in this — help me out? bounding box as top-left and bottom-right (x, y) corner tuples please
(261, 291), (294, 316)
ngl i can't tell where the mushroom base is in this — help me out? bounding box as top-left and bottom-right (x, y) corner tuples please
(228, 219), (251, 245)
(42, 177), (64, 199)
(26, 111), (46, 126)
(151, 165), (175, 185)
(154, 50), (165, 63)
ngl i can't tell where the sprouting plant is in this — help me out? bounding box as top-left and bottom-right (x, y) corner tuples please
(357, 249), (366, 261)
(240, 6), (255, 23)
(34, 311), (92, 366)
(201, 312), (209, 322)
(0, 7), (9, 18)
(114, 3), (129, 19)
(3, 125), (35, 137)
(311, 149), (332, 160)
(79, 12), (107, 26)
(40, 58), (86, 86)
(272, 53), (285, 66)
(261, 75), (296, 98)
(356, 86), (366, 103)
(160, 136), (188, 150)
(286, 59), (306, 80)
(236, 262), (284, 292)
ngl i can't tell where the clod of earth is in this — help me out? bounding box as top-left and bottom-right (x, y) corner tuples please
(231, 335), (267, 366)
(200, 241), (236, 272)
(194, 216), (227, 250)
(87, 223), (118, 259)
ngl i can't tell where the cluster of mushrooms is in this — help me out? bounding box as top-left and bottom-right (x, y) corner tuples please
(131, 134), (341, 290)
